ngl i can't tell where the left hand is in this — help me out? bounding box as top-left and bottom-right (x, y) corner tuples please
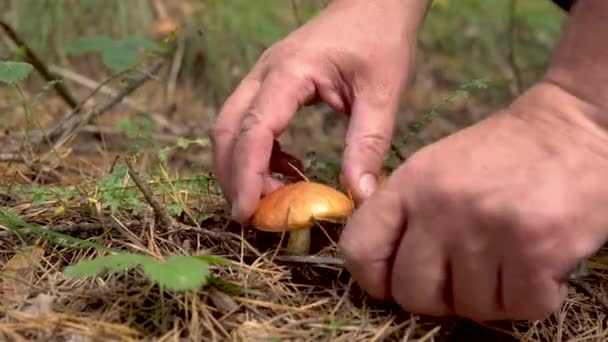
(339, 82), (608, 321)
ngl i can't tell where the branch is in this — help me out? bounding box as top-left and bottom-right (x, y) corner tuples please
(124, 158), (174, 230)
(506, 0), (522, 95)
(47, 64), (183, 135)
(43, 60), (165, 150)
(0, 153), (24, 163)
(0, 20), (78, 109)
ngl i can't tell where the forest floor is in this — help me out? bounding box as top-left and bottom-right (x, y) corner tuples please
(1, 4), (608, 340)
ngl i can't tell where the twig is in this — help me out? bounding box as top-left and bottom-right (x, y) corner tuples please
(47, 64), (184, 135)
(0, 221), (140, 238)
(44, 60), (165, 150)
(124, 157), (174, 230)
(390, 143), (407, 162)
(65, 68), (134, 118)
(569, 278), (608, 313)
(174, 223), (238, 243)
(166, 34), (185, 106)
(0, 20), (78, 109)
(0, 219), (236, 245)
(506, 0), (522, 95)
(0, 153), (24, 163)
(270, 255), (346, 266)
(290, 0), (303, 26)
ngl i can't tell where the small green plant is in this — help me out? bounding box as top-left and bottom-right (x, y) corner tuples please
(158, 137), (209, 163)
(30, 186), (78, 206)
(117, 115), (158, 153)
(96, 164), (146, 214)
(0, 59), (37, 153)
(0, 206), (226, 292)
(384, 77), (490, 170)
(68, 35), (158, 72)
(64, 253), (222, 291)
(400, 78), (489, 147)
(0, 61), (33, 85)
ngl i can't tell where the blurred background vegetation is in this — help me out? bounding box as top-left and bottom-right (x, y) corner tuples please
(0, 0), (567, 173)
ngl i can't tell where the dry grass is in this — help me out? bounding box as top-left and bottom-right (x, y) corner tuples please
(0, 2), (606, 340)
(0, 151), (608, 341)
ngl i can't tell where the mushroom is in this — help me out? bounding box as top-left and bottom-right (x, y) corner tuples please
(152, 0), (178, 36)
(251, 181), (354, 255)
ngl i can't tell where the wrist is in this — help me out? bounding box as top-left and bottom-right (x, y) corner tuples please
(542, 0), (608, 128)
(326, 0), (430, 37)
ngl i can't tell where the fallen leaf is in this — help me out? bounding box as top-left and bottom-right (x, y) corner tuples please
(0, 246), (44, 307)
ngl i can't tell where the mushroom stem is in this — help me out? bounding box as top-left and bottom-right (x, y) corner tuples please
(286, 228), (311, 255)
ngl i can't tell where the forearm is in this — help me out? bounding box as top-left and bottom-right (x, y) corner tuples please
(543, 0), (608, 123)
(325, 0), (431, 38)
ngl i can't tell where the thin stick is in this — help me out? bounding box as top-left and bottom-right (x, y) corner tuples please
(45, 61), (165, 149)
(506, 0), (522, 95)
(0, 221), (141, 238)
(287, 161), (309, 182)
(0, 153), (24, 163)
(124, 157), (174, 230)
(569, 278), (608, 313)
(390, 143), (407, 162)
(0, 219), (239, 246)
(167, 33), (185, 105)
(47, 65), (182, 135)
(270, 255), (346, 266)
(0, 20), (78, 108)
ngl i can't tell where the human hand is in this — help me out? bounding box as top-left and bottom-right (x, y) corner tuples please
(339, 82), (608, 321)
(210, 0), (429, 223)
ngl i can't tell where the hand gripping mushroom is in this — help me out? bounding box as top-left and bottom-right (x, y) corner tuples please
(251, 181), (354, 255)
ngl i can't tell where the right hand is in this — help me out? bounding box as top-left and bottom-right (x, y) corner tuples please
(211, 0), (429, 223)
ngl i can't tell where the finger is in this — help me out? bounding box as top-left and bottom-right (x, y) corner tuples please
(338, 183), (407, 300)
(502, 263), (568, 320)
(341, 95), (397, 203)
(211, 73), (264, 203)
(451, 243), (503, 321)
(230, 69), (317, 222)
(390, 218), (454, 317)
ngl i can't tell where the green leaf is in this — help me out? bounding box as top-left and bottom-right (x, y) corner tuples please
(68, 35), (115, 53)
(102, 45), (140, 72)
(176, 137), (190, 149)
(194, 254), (228, 266)
(121, 36), (158, 50)
(0, 207), (115, 252)
(0, 61), (33, 85)
(166, 203), (184, 216)
(64, 253), (150, 278)
(141, 255), (210, 291)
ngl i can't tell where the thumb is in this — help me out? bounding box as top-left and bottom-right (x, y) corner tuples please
(341, 96), (397, 203)
(338, 176), (408, 301)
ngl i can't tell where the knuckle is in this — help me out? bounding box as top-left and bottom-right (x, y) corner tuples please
(351, 133), (390, 159)
(258, 47), (273, 63)
(279, 62), (315, 80)
(239, 110), (264, 134)
(515, 213), (568, 258)
(209, 124), (234, 145)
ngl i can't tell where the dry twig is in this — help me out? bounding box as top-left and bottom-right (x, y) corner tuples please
(124, 157), (174, 230)
(0, 20), (78, 108)
(43, 60), (165, 150)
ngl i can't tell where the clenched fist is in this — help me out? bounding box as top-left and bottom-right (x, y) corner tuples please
(339, 83), (608, 321)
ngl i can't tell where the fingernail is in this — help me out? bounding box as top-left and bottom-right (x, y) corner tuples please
(359, 173), (378, 198)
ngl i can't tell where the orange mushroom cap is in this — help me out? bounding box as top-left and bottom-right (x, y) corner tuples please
(156, 19), (177, 35)
(251, 181), (354, 232)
